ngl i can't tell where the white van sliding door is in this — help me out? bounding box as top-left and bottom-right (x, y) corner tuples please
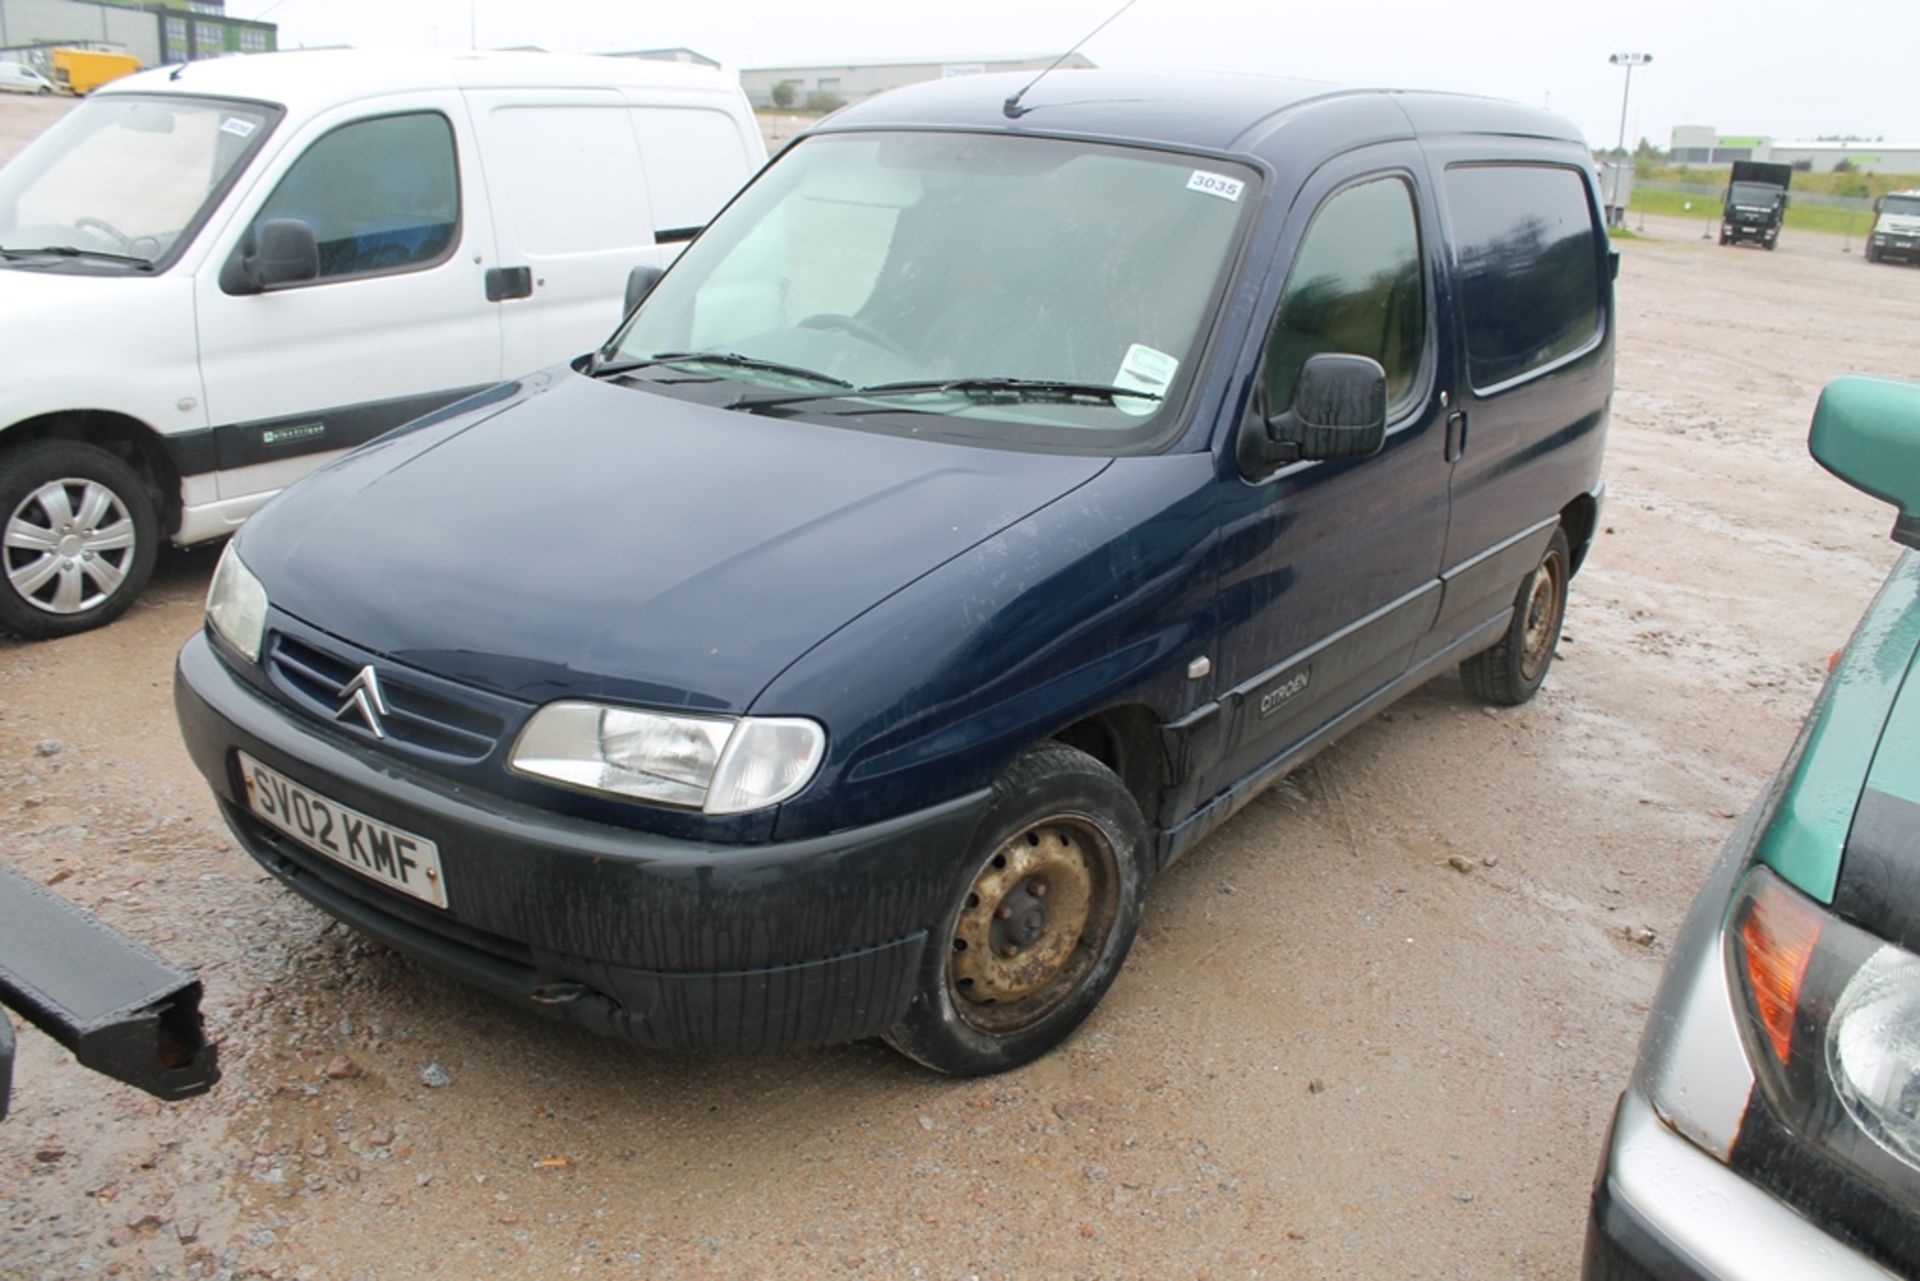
(463, 90), (662, 378)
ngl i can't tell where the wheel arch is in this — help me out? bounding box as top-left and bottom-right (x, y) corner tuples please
(1561, 490), (1599, 577)
(1047, 703), (1168, 821)
(2, 410), (184, 536)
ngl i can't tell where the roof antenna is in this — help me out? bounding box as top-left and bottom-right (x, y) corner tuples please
(1003, 0), (1138, 120)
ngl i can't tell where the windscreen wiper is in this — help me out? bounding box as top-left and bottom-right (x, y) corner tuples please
(732, 376), (1163, 411)
(1, 245), (154, 270)
(589, 349), (851, 388)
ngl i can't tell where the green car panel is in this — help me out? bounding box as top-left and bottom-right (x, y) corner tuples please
(1863, 586), (1920, 811)
(1754, 553), (1920, 901)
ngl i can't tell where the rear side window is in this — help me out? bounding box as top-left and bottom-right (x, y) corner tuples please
(252, 112), (459, 282)
(1262, 175), (1425, 413)
(1445, 165), (1602, 389)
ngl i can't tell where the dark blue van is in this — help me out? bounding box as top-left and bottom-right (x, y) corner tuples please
(176, 70), (1612, 1075)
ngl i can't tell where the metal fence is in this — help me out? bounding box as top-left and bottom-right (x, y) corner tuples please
(1637, 179), (1876, 215)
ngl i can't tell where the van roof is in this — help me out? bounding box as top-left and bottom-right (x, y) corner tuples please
(819, 69), (1588, 157)
(95, 48), (736, 116)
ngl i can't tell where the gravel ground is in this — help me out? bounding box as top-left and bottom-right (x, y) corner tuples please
(5, 91), (1920, 1277)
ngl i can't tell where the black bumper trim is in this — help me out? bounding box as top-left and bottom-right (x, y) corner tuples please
(247, 824), (927, 1053)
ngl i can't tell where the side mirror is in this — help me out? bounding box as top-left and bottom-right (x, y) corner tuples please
(1809, 375), (1920, 549)
(1243, 353), (1388, 475)
(624, 264), (663, 318)
(224, 218), (319, 294)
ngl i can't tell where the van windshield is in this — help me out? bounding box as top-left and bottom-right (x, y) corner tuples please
(609, 131), (1258, 448)
(0, 94), (274, 269)
(1884, 196), (1920, 218)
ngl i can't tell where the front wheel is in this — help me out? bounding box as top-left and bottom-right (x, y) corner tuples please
(885, 743), (1147, 1076)
(0, 441), (159, 639)
(1460, 527), (1570, 707)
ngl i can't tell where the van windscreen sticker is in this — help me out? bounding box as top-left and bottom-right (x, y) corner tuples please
(1113, 343), (1178, 416)
(220, 117), (258, 138)
(1186, 170), (1245, 202)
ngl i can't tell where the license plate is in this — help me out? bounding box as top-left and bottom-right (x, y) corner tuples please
(237, 752), (448, 909)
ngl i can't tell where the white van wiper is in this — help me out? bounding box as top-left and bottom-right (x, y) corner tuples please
(733, 377), (1163, 411)
(1, 245), (154, 270)
(590, 349), (851, 389)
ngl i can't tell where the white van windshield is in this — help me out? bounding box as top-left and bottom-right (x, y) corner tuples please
(610, 132), (1257, 447)
(0, 94), (274, 268)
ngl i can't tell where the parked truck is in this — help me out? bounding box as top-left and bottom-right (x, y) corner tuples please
(1865, 189), (1920, 266)
(1719, 160), (1792, 250)
(51, 47), (141, 95)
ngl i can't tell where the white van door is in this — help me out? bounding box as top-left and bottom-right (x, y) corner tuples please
(463, 88), (664, 378)
(192, 94), (504, 502)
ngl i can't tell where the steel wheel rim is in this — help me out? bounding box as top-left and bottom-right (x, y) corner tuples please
(1519, 550), (1565, 681)
(4, 477), (138, 616)
(948, 814), (1119, 1034)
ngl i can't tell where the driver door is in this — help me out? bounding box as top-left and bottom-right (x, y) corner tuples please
(193, 93), (503, 502)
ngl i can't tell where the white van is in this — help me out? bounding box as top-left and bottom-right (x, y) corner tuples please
(0, 49), (764, 636)
(0, 62), (55, 95)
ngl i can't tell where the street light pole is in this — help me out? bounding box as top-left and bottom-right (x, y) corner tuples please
(1608, 53), (1653, 226)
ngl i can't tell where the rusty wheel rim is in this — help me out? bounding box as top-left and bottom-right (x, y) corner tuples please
(948, 816), (1119, 1033)
(1519, 549), (1566, 682)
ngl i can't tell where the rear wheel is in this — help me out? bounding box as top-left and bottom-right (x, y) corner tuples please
(0, 441), (158, 639)
(1460, 527), (1571, 707)
(885, 743), (1147, 1076)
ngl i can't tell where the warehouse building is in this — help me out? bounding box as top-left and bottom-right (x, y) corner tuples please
(1669, 125), (1920, 173)
(0, 0), (275, 73)
(739, 52), (1094, 109)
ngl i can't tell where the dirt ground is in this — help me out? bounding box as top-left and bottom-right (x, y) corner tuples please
(6, 93), (1920, 1277)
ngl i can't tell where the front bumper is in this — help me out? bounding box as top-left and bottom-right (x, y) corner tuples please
(175, 632), (991, 1053)
(1584, 1090), (1896, 1280)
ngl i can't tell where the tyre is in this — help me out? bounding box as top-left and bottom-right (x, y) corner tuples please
(885, 742), (1148, 1076)
(1460, 527), (1571, 707)
(1866, 244), (1881, 264)
(0, 441), (158, 639)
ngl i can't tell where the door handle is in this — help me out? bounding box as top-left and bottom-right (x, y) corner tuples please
(484, 266), (533, 302)
(1445, 410), (1468, 462)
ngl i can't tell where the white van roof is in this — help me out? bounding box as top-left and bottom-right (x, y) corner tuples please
(95, 48), (736, 116)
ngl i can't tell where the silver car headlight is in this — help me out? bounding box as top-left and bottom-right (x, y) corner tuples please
(205, 543), (268, 662)
(509, 701), (826, 814)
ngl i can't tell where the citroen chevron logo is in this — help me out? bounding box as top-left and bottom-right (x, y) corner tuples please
(336, 665), (389, 739)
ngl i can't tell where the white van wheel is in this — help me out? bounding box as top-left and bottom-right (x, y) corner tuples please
(0, 442), (158, 639)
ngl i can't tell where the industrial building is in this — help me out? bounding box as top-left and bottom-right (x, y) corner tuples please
(739, 52), (1094, 109)
(0, 0), (275, 75)
(1670, 125), (1920, 174)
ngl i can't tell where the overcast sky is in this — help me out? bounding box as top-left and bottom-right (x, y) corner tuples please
(261, 0), (1918, 150)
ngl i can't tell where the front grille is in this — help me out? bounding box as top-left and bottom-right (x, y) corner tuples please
(265, 630), (508, 761)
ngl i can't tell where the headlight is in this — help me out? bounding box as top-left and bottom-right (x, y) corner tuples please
(205, 543), (268, 662)
(1830, 946), (1920, 1169)
(1728, 866), (1920, 1190)
(509, 701), (825, 814)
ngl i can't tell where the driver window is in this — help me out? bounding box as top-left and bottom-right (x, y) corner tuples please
(251, 112), (459, 283)
(1262, 176), (1424, 413)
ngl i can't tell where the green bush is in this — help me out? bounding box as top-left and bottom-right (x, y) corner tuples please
(770, 81), (796, 109)
(803, 90), (845, 113)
